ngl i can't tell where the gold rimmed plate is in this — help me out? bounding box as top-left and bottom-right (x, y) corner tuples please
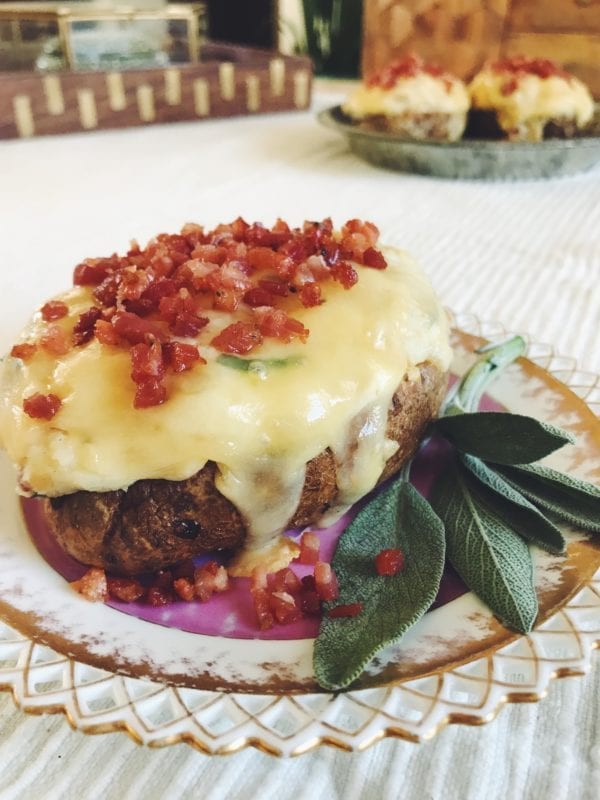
(318, 105), (600, 180)
(0, 311), (599, 754)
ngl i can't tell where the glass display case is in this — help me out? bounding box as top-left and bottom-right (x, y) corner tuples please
(0, 1), (207, 72)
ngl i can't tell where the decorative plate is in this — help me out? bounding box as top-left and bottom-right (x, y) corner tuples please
(318, 106), (600, 180)
(0, 311), (599, 755)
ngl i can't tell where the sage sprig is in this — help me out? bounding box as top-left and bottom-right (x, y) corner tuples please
(313, 335), (600, 691)
(314, 478), (445, 691)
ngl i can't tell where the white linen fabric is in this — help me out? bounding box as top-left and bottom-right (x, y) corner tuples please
(0, 87), (598, 800)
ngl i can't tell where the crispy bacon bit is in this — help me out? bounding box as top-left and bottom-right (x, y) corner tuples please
(367, 54), (454, 89)
(375, 548), (405, 576)
(130, 341), (165, 383)
(267, 567), (302, 595)
(194, 561), (229, 602)
(94, 319), (120, 346)
(255, 308), (309, 343)
(491, 55), (570, 81)
(299, 283), (322, 307)
(297, 531), (320, 565)
(331, 261), (358, 289)
(73, 307), (103, 346)
(251, 568), (275, 630)
(146, 586), (175, 606)
(211, 321), (263, 354)
(270, 591), (302, 624)
(35, 217), (387, 409)
(41, 300), (68, 321)
(328, 602), (363, 619)
(362, 247), (387, 270)
(10, 343), (36, 360)
(107, 577), (145, 603)
(134, 379), (167, 409)
(163, 341), (204, 373)
(173, 577), (196, 602)
(314, 561), (340, 601)
(40, 325), (70, 355)
(23, 392), (61, 420)
(299, 575), (321, 615)
(70, 567), (108, 602)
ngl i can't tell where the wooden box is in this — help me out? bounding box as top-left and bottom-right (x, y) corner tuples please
(362, 0), (600, 97)
(0, 42), (313, 139)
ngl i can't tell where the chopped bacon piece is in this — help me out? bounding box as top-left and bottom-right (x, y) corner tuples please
(73, 307), (103, 346)
(130, 341), (165, 383)
(146, 586), (175, 606)
(194, 561), (229, 601)
(173, 577), (195, 602)
(107, 577), (145, 603)
(328, 602), (363, 619)
(299, 283), (322, 307)
(169, 312), (209, 337)
(250, 567), (274, 630)
(41, 300), (68, 321)
(331, 261), (358, 289)
(23, 393), (61, 420)
(112, 310), (166, 344)
(255, 308), (309, 343)
(94, 319), (120, 346)
(163, 341), (205, 373)
(314, 562), (339, 601)
(362, 248), (387, 270)
(375, 548), (405, 576)
(73, 260), (113, 286)
(211, 321), (263, 354)
(269, 591), (302, 624)
(10, 343), (36, 360)
(40, 324), (70, 355)
(299, 574), (321, 615)
(247, 246), (281, 271)
(134, 379), (167, 409)
(297, 531), (320, 565)
(243, 287), (275, 308)
(258, 278), (289, 297)
(267, 567), (302, 595)
(71, 567), (108, 602)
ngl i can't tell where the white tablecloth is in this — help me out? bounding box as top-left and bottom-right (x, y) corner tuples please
(0, 87), (599, 799)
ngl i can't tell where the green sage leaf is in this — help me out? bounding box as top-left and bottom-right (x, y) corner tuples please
(460, 454), (565, 554)
(217, 354), (303, 373)
(434, 412), (573, 465)
(313, 480), (445, 691)
(494, 463), (600, 534)
(429, 458), (538, 633)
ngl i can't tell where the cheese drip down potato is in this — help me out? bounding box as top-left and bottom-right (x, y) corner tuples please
(0, 218), (452, 576)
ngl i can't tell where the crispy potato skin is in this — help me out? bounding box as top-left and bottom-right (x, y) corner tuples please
(45, 363), (447, 575)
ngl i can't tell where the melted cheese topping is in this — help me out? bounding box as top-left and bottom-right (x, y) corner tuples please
(0, 248), (451, 564)
(469, 70), (594, 136)
(343, 74), (469, 118)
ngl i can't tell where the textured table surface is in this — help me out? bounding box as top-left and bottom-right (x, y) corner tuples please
(0, 86), (599, 799)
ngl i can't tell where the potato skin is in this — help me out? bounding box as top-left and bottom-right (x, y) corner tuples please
(45, 363), (447, 575)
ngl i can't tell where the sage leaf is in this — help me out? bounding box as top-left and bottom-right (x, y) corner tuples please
(217, 354), (303, 372)
(313, 480), (445, 691)
(460, 454), (565, 554)
(429, 458), (538, 632)
(494, 463), (600, 534)
(434, 412), (573, 465)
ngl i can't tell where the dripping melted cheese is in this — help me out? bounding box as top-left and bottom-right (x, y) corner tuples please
(0, 247), (451, 565)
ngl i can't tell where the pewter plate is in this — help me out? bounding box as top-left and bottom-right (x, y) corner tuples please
(318, 106), (600, 180)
